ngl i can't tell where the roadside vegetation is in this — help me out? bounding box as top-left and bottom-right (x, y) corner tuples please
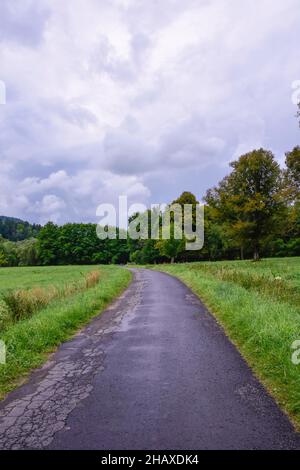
(0, 269), (100, 328)
(0, 265), (131, 398)
(154, 257), (300, 429)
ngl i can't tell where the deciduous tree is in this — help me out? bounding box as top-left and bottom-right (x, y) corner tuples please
(205, 149), (282, 260)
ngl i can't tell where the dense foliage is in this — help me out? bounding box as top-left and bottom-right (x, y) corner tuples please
(0, 237), (39, 267)
(0, 216), (41, 242)
(0, 147), (299, 267)
(37, 223), (129, 266)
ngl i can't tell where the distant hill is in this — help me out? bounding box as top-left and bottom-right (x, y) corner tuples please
(0, 216), (42, 242)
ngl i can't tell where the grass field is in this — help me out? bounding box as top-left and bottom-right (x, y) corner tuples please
(154, 258), (300, 429)
(0, 265), (131, 398)
(0, 265), (102, 294)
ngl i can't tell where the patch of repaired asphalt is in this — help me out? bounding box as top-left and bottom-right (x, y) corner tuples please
(0, 270), (144, 450)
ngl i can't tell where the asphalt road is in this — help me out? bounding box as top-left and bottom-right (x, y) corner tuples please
(0, 268), (300, 450)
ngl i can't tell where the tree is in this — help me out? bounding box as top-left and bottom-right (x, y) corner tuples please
(205, 149), (282, 260)
(0, 238), (18, 266)
(156, 237), (185, 263)
(0, 216), (41, 241)
(0, 250), (8, 267)
(16, 238), (39, 266)
(130, 239), (161, 264)
(171, 191), (198, 229)
(285, 146), (300, 202)
(156, 222), (185, 263)
(172, 191), (197, 207)
(37, 222), (60, 265)
(204, 207), (230, 260)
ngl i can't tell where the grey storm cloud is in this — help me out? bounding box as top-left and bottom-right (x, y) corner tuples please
(0, 0), (300, 224)
(0, 0), (50, 46)
(102, 115), (225, 175)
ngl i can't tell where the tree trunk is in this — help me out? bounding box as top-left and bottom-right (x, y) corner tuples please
(171, 257), (175, 264)
(240, 246), (244, 260)
(253, 246), (260, 261)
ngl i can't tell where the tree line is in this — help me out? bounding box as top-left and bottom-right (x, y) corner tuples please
(0, 216), (41, 242)
(0, 146), (299, 267)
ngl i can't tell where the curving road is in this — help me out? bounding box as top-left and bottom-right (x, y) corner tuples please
(0, 268), (299, 450)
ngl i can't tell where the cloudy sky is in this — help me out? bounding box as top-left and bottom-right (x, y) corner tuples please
(0, 0), (300, 225)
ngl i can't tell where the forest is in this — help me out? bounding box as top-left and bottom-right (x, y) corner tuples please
(0, 146), (299, 267)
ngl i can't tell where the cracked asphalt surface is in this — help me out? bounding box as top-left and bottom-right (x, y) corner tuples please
(0, 268), (300, 450)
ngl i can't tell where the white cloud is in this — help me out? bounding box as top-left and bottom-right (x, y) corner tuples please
(29, 194), (66, 224)
(0, 0), (299, 223)
(35, 194), (66, 214)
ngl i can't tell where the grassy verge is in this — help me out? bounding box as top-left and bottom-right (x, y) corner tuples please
(153, 258), (300, 429)
(1, 270), (101, 327)
(0, 265), (131, 399)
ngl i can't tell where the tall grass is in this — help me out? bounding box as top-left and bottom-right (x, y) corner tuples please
(0, 270), (101, 330)
(189, 263), (300, 307)
(84, 270), (100, 288)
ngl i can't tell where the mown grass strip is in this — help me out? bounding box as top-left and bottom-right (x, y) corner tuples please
(0, 266), (131, 399)
(153, 261), (300, 430)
